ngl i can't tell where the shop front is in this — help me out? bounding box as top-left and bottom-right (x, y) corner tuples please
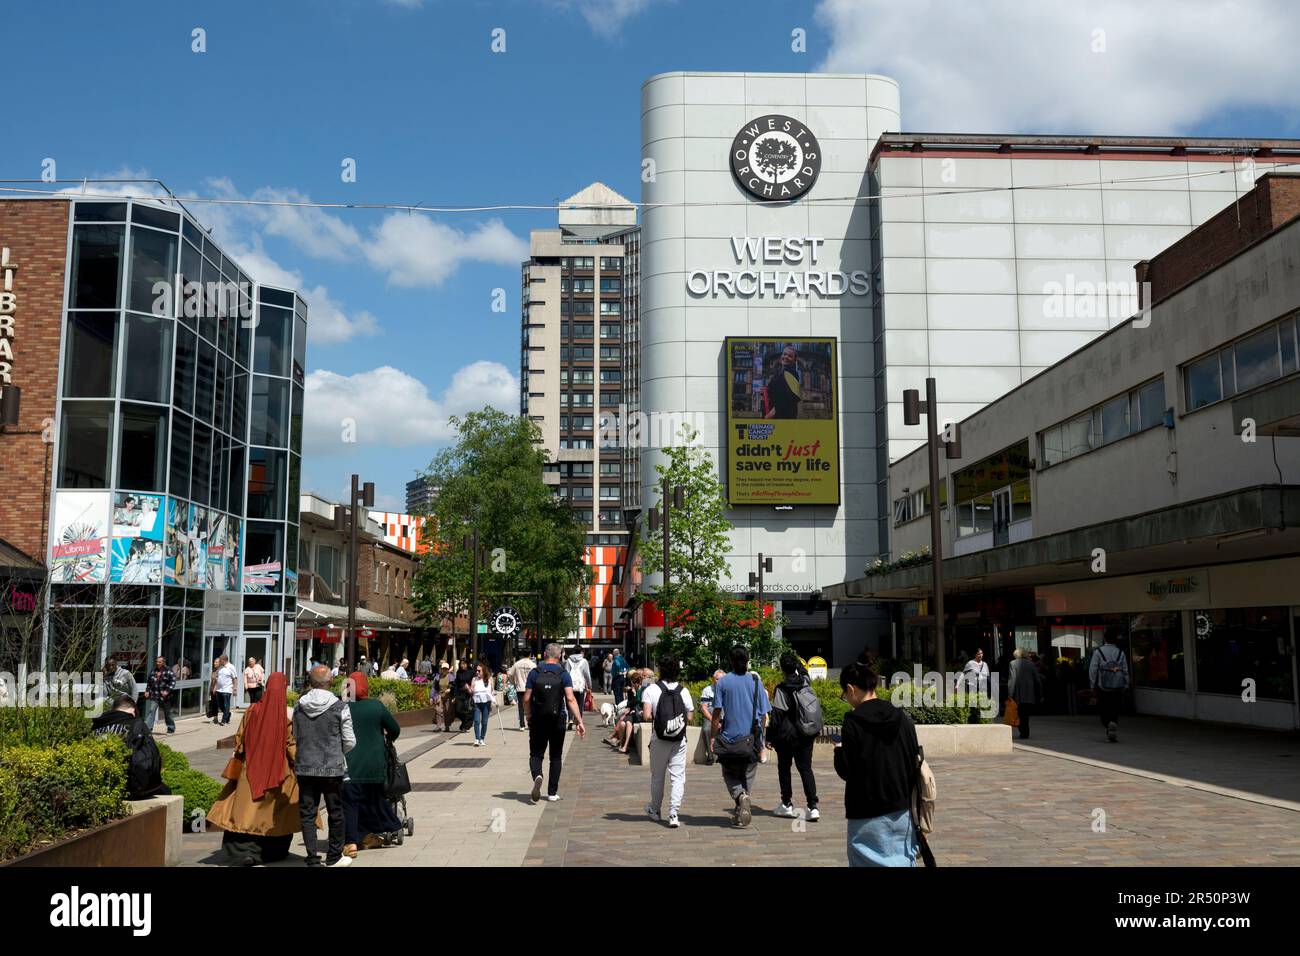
(1036, 557), (1300, 729)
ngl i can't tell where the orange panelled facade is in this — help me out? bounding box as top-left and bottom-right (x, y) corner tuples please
(369, 511), (430, 556)
(577, 544), (627, 644)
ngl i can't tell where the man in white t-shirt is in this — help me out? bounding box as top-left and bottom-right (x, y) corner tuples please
(507, 651), (537, 730)
(642, 655), (694, 829)
(213, 655), (238, 726)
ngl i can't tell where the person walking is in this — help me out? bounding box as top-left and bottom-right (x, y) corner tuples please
(507, 651), (536, 730)
(566, 648), (592, 723)
(833, 662), (922, 867)
(611, 650), (629, 709)
(452, 659), (474, 732)
(470, 661), (495, 746)
(341, 670), (403, 857)
(769, 652), (821, 822)
(523, 643), (585, 802)
(643, 655), (693, 828)
(214, 655), (238, 726)
(245, 657), (266, 705)
(292, 665), (356, 868)
(207, 672), (302, 866)
(104, 656), (136, 703)
(602, 652), (614, 694)
(143, 655), (177, 735)
(1089, 629), (1130, 742)
(698, 669), (724, 767)
(395, 658), (410, 681)
(1007, 648), (1042, 740)
(435, 662), (455, 732)
(709, 646), (770, 828)
(961, 648), (989, 724)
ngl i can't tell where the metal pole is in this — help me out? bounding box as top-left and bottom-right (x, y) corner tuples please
(662, 476), (670, 591)
(757, 551), (765, 614)
(347, 474), (359, 669)
(925, 377), (947, 676)
(469, 527), (480, 662)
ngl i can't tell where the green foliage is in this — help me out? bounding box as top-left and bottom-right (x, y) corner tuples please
(163, 768), (221, 826)
(639, 426), (733, 586)
(0, 737), (129, 861)
(652, 581), (787, 681)
(0, 707), (92, 748)
(865, 548), (931, 578)
(156, 741), (190, 775)
(412, 408), (590, 639)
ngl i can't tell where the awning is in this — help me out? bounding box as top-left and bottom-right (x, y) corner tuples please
(295, 599), (411, 631)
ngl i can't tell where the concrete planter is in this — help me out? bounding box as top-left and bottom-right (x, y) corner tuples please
(6, 794), (184, 868)
(814, 723), (1012, 757)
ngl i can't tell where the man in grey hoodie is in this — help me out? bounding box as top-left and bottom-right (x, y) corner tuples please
(565, 649), (592, 722)
(292, 665), (356, 867)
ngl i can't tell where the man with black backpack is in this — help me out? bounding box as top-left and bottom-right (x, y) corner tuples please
(92, 695), (170, 800)
(524, 643), (586, 803)
(769, 651), (822, 822)
(710, 645), (770, 828)
(642, 655), (694, 828)
(1089, 628), (1131, 742)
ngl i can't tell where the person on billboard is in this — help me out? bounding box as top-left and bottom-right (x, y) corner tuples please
(764, 345), (803, 419)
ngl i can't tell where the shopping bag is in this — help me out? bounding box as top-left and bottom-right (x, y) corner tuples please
(1002, 697), (1020, 728)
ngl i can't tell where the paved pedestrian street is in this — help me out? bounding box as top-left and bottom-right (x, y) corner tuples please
(176, 704), (1300, 867)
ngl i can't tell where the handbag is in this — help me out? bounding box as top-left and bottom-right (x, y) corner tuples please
(583, 688), (594, 713)
(711, 674), (763, 762)
(384, 739), (411, 799)
(1002, 697), (1020, 728)
(223, 753), (243, 781)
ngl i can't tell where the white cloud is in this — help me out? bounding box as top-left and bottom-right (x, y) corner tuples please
(561, 0), (663, 38)
(363, 214), (528, 286)
(302, 361), (518, 456)
(816, 0), (1300, 134)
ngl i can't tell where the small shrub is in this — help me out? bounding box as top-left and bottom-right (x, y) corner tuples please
(0, 707), (92, 748)
(0, 737), (129, 861)
(156, 742), (190, 775)
(163, 768), (222, 828)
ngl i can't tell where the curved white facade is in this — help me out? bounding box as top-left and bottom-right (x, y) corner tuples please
(639, 72), (901, 594)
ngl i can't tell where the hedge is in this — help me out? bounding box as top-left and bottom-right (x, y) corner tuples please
(0, 707), (92, 748)
(0, 736), (129, 861)
(678, 674), (988, 727)
(286, 677), (425, 714)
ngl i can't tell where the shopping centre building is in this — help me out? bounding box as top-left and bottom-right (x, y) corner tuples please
(0, 194), (306, 712)
(636, 70), (1300, 664)
(827, 173), (1300, 729)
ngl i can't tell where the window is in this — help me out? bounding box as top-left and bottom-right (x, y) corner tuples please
(173, 327), (197, 415)
(254, 305), (293, 378)
(600, 277), (622, 292)
(599, 369), (621, 383)
(121, 313), (173, 404)
(599, 301), (621, 315)
(601, 391), (621, 406)
(599, 257), (621, 272)
(127, 227), (178, 316)
(571, 279), (594, 293)
(572, 486), (593, 500)
(600, 346), (620, 361)
(600, 323), (620, 339)
(1133, 377), (1166, 431)
(1094, 394), (1129, 447)
(244, 523), (284, 590)
(58, 402), (114, 487)
(600, 461), (621, 475)
(1040, 377), (1164, 466)
(63, 313), (118, 398)
(570, 347), (594, 360)
(250, 376), (289, 447)
(70, 224), (124, 309)
(246, 448), (287, 519)
(118, 404), (168, 492)
(1195, 606), (1293, 700)
(1233, 325), (1281, 393)
(169, 413), (192, 499)
(195, 339), (216, 423)
(600, 486), (620, 500)
(1130, 612), (1184, 690)
(190, 423), (213, 505)
(1183, 315), (1300, 412)
(571, 369), (594, 384)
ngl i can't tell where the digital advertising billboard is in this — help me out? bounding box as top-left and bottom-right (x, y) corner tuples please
(725, 336), (839, 506)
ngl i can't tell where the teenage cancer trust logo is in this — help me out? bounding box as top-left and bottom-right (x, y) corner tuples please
(731, 115), (821, 201)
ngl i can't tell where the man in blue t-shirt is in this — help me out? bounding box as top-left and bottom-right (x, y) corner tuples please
(710, 645), (770, 828)
(524, 643), (586, 803)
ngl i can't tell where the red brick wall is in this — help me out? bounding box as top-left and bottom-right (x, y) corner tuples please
(1145, 174), (1300, 304)
(0, 200), (70, 563)
(357, 541), (416, 624)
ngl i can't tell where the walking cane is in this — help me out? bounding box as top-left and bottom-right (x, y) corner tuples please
(496, 688), (508, 745)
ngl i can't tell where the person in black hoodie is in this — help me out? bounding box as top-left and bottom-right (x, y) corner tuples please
(769, 652), (820, 821)
(833, 663), (919, 867)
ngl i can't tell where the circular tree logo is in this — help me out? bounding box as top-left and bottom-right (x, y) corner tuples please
(491, 606), (520, 637)
(731, 115), (821, 201)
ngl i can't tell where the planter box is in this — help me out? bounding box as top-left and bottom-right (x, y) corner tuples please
(6, 794), (184, 868)
(627, 725), (713, 766)
(814, 723), (1011, 757)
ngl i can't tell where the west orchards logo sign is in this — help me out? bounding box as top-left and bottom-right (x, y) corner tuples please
(731, 115), (821, 201)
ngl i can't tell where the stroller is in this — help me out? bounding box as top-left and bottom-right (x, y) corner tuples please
(382, 739), (415, 845)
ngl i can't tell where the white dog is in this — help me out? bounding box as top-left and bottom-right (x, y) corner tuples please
(599, 701), (616, 726)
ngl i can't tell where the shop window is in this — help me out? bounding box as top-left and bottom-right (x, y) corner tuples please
(121, 313), (173, 404)
(244, 523), (285, 590)
(118, 404), (168, 493)
(127, 226), (178, 316)
(58, 401), (114, 488)
(247, 447), (288, 520)
(63, 312), (118, 398)
(1129, 611), (1184, 690)
(250, 376), (290, 447)
(173, 327), (197, 415)
(190, 423), (213, 506)
(1194, 606), (1294, 701)
(70, 224), (124, 309)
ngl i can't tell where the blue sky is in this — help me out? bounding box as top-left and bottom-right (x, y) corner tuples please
(8, 0), (1298, 509)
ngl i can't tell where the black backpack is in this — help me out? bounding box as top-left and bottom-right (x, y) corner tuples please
(532, 667), (566, 719)
(652, 681), (688, 742)
(125, 718), (168, 800)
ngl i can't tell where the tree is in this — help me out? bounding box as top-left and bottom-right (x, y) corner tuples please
(411, 408), (589, 642)
(638, 427), (784, 679)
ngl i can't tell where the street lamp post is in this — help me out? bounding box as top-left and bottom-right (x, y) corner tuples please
(903, 378), (961, 675)
(461, 529), (489, 661)
(337, 474), (375, 670)
(748, 552), (773, 614)
(646, 478), (685, 587)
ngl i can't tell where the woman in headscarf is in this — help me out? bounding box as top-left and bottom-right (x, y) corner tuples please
(206, 672), (305, 865)
(341, 671), (404, 857)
